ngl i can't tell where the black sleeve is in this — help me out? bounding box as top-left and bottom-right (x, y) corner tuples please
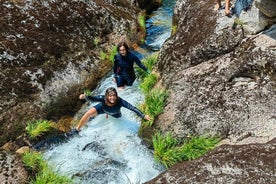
(120, 98), (145, 118)
(86, 95), (105, 102)
(132, 53), (148, 71)
(113, 55), (119, 74)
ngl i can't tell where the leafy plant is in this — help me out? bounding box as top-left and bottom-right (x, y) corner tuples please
(84, 89), (92, 96)
(144, 88), (168, 117)
(140, 73), (158, 93)
(138, 14), (146, 30)
(30, 169), (72, 184)
(93, 37), (101, 46)
(171, 24), (177, 35)
(136, 53), (158, 80)
(23, 151), (72, 184)
(23, 151), (47, 172)
(100, 50), (107, 60)
(152, 133), (220, 168)
(26, 120), (53, 139)
(108, 45), (118, 62)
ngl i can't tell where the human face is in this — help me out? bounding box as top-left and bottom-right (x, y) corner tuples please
(106, 92), (117, 104)
(118, 46), (127, 56)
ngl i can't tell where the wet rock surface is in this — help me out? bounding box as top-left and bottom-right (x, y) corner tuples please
(0, 150), (28, 184)
(1, 0), (275, 183)
(0, 0), (150, 146)
(146, 0), (276, 183)
(145, 138), (276, 184)
(155, 0), (276, 145)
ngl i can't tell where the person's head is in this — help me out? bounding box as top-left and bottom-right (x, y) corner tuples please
(117, 42), (129, 56)
(104, 87), (118, 105)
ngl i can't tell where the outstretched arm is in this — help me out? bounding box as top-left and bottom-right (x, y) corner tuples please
(132, 54), (148, 72)
(79, 94), (105, 102)
(121, 98), (151, 120)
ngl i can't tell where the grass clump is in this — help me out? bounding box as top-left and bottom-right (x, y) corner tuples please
(23, 151), (47, 172)
(144, 89), (167, 117)
(26, 120), (53, 139)
(23, 151), (72, 184)
(108, 45), (118, 62)
(152, 133), (220, 168)
(140, 73), (157, 93)
(138, 14), (146, 31)
(84, 89), (92, 96)
(136, 53), (158, 79)
(138, 88), (167, 127)
(99, 45), (118, 62)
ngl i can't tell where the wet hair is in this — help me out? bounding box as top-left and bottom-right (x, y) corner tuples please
(117, 42), (129, 53)
(104, 87), (118, 104)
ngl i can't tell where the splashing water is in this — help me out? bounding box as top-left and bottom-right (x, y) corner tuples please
(43, 74), (165, 184)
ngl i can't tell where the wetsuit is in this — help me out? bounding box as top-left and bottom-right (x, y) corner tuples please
(86, 95), (145, 118)
(113, 52), (148, 87)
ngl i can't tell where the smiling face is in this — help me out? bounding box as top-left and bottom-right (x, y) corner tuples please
(105, 87), (118, 105)
(106, 92), (117, 104)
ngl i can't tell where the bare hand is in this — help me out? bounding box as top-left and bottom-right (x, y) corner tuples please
(79, 94), (86, 99)
(144, 115), (151, 121)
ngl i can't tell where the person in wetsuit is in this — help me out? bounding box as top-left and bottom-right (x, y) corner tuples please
(113, 42), (150, 89)
(75, 87), (151, 131)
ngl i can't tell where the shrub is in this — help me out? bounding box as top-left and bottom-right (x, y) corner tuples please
(152, 133), (220, 168)
(26, 120), (53, 139)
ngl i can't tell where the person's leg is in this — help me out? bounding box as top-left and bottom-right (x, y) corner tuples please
(115, 75), (126, 89)
(225, 0), (230, 15)
(76, 107), (97, 131)
(214, 0), (221, 10)
(126, 76), (135, 86)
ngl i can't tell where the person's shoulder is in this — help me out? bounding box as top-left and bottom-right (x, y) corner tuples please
(114, 53), (121, 59)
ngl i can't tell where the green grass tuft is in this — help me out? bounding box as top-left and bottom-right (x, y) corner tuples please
(26, 120), (53, 139)
(140, 73), (157, 93)
(23, 151), (72, 184)
(152, 133), (220, 168)
(144, 89), (168, 117)
(136, 53), (158, 80)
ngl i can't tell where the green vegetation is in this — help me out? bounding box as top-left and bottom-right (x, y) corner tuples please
(137, 52), (221, 169)
(23, 151), (72, 184)
(23, 151), (47, 172)
(136, 53), (158, 79)
(234, 18), (245, 26)
(26, 120), (53, 139)
(138, 14), (146, 30)
(144, 89), (167, 117)
(99, 46), (118, 62)
(84, 89), (92, 96)
(93, 37), (101, 46)
(99, 50), (107, 60)
(140, 73), (157, 93)
(152, 133), (220, 168)
(137, 53), (167, 126)
(108, 45), (118, 62)
(171, 24), (177, 35)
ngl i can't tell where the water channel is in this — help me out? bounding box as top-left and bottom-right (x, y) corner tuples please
(43, 1), (176, 183)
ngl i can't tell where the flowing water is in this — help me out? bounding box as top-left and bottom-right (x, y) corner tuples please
(43, 1), (176, 183)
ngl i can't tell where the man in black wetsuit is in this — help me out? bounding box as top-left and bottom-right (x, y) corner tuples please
(113, 42), (150, 89)
(76, 87), (151, 131)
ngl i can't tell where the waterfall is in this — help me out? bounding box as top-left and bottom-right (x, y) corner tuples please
(44, 75), (165, 184)
(43, 0), (176, 183)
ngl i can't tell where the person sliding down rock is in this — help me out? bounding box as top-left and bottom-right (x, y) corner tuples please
(74, 87), (151, 132)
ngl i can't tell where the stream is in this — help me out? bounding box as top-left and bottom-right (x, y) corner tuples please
(43, 1), (176, 183)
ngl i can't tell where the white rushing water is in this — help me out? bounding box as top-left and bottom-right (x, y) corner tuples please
(43, 74), (165, 184)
